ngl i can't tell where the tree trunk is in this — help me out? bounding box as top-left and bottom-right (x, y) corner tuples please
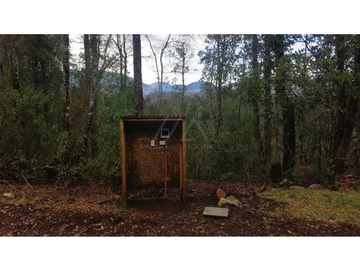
(145, 34), (171, 108)
(180, 46), (186, 113)
(263, 35), (272, 164)
(251, 34), (263, 157)
(159, 34), (171, 107)
(132, 34), (143, 116)
(282, 102), (296, 172)
(123, 34), (128, 89)
(11, 36), (20, 90)
(114, 34), (125, 91)
(118, 35), (124, 90)
(0, 35), (4, 90)
(145, 35), (161, 104)
(273, 34), (296, 173)
(81, 34), (100, 158)
(332, 35), (360, 174)
(62, 34), (71, 133)
(84, 35), (92, 105)
(32, 36), (42, 91)
(214, 35), (224, 137)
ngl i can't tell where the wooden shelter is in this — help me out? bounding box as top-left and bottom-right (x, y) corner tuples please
(120, 116), (186, 204)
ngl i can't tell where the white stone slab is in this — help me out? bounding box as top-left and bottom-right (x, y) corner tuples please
(202, 206), (229, 217)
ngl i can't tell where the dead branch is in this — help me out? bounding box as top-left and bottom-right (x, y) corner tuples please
(21, 171), (35, 189)
(7, 183), (20, 192)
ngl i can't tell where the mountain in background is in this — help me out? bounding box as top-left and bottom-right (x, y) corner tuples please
(143, 82), (174, 96)
(70, 70), (212, 96)
(143, 81), (212, 96)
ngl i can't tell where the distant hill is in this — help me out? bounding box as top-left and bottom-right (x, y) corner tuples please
(70, 69), (213, 96)
(186, 81), (204, 91)
(143, 82), (175, 96)
(143, 81), (214, 96)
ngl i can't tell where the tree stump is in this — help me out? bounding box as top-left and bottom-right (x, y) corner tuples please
(270, 162), (282, 182)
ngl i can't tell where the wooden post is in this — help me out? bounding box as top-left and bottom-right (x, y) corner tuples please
(181, 119), (187, 201)
(120, 118), (127, 205)
(179, 142), (183, 200)
(164, 144), (168, 198)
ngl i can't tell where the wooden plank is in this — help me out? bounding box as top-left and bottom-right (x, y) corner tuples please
(120, 118), (127, 205)
(203, 207), (229, 218)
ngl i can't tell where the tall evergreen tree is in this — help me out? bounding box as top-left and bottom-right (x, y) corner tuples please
(332, 35), (360, 174)
(62, 34), (71, 133)
(273, 34), (296, 173)
(263, 35), (273, 165)
(82, 34), (100, 158)
(250, 34), (263, 157)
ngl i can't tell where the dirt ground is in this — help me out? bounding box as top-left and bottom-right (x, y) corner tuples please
(1, 179), (360, 236)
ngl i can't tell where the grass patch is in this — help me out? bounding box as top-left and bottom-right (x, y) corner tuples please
(261, 189), (360, 228)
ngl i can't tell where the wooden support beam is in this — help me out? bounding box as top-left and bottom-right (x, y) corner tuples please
(120, 118), (127, 205)
(181, 119), (187, 201)
(179, 142), (183, 201)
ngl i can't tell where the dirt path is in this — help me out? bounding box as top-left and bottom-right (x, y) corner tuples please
(1, 180), (359, 236)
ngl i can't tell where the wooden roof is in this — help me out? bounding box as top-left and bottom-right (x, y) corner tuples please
(121, 115), (185, 121)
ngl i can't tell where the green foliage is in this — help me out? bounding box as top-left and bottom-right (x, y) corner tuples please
(182, 86), (265, 181)
(2, 34), (360, 185)
(0, 86), (61, 167)
(82, 88), (134, 180)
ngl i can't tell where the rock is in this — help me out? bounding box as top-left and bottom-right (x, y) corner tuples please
(215, 187), (227, 200)
(226, 195), (240, 206)
(113, 194), (121, 200)
(218, 196), (240, 207)
(3, 192), (15, 199)
(218, 198), (235, 207)
(280, 178), (290, 185)
(308, 184), (321, 190)
(289, 186), (304, 190)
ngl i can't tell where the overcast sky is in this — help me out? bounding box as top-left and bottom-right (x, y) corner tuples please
(70, 34), (206, 85)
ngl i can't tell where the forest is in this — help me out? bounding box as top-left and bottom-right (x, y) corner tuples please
(1, 34), (359, 183)
(1, 34), (360, 236)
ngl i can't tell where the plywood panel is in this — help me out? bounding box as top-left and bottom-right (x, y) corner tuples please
(203, 207), (229, 218)
(121, 117), (186, 204)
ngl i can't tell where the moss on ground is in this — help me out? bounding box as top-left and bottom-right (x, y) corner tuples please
(261, 189), (360, 228)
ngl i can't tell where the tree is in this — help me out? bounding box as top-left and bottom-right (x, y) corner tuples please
(10, 35), (20, 90)
(0, 35), (66, 165)
(199, 34), (241, 137)
(82, 34), (98, 157)
(171, 35), (194, 112)
(249, 34), (263, 157)
(133, 34), (143, 115)
(112, 34), (129, 91)
(145, 34), (171, 106)
(0, 35), (4, 90)
(331, 35), (360, 174)
(263, 35), (273, 164)
(62, 34), (71, 133)
(272, 34), (296, 173)
(80, 34), (115, 159)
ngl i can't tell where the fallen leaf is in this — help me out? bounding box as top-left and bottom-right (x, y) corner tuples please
(3, 192), (15, 199)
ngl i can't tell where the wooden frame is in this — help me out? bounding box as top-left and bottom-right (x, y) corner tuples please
(120, 116), (186, 205)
